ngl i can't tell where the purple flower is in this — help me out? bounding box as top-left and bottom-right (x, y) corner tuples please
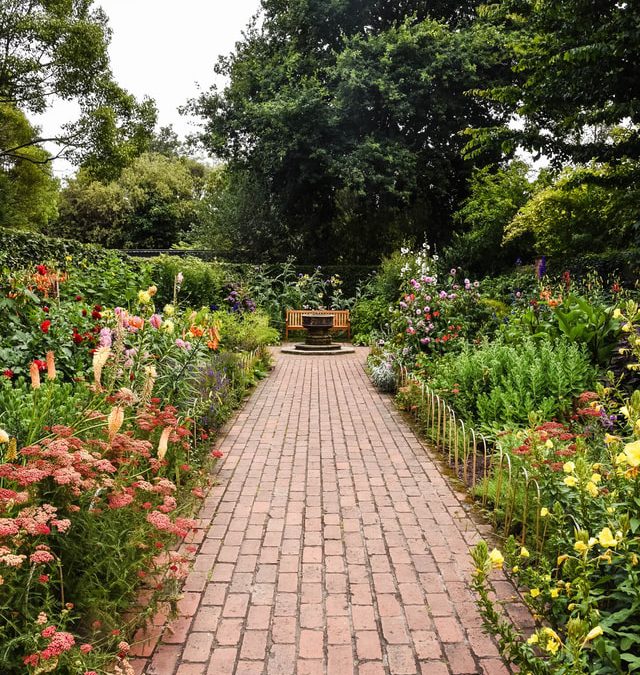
(99, 328), (112, 348)
(536, 256), (547, 279)
(450, 268), (456, 275)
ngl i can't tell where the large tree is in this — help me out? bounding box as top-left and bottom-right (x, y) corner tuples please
(55, 153), (208, 249)
(0, 105), (59, 230)
(466, 0), (640, 165)
(190, 2), (504, 263)
(0, 0), (156, 176)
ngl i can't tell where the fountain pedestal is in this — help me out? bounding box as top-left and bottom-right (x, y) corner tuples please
(281, 312), (355, 355)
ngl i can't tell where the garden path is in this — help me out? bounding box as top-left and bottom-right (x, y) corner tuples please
(135, 348), (518, 675)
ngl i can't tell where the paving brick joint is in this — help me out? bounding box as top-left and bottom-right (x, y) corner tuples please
(133, 348), (521, 675)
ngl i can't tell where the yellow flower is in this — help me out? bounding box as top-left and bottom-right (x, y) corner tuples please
(138, 290), (151, 304)
(564, 476), (577, 487)
(512, 565), (519, 573)
(545, 439), (554, 449)
(620, 405), (630, 419)
(623, 440), (640, 467)
(163, 304), (175, 316)
(527, 633), (539, 645)
(622, 322), (633, 333)
(574, 541), (589, 554)
(604, 433), (621, 445)
(147, 285), (158, 297)
(557, 554), (569, 565)
(488, 548), (504, 569)
(540, 507), (550, 517)
(583, 626), (603, 643)
(545, 636), (560, 654)
(613, 308), (622, 319)
(563, 461), (575, 474)
(161, 320), (175, 334)
(520, 547), (530, 558)
(530, 588), (541, 598)
(585, 481), (599, 497)
(550, 588), (560, 598)
(597, 527), (617, 548)
(0, 429), (9, 444)
(590, 473), (601, 484)
(631, 553), (639, 566)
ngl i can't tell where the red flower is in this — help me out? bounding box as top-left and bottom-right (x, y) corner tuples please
(36, 265), (47, 275)
(94, 305), (102, 311)
(75, 295), (82, 301)
(3, 369), (13, 379)
(33, 359), (46, 371)
(40, 320), (51, 333)
(72, 332), (83, 344)
(211, 449), (223, 459)
(42, 306), (49, 313)
(39, 574), (50, 583)
(82, 309), (87, 317)
(91, 310), (101, 320)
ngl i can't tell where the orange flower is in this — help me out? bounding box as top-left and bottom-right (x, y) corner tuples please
(107, 406), (125, 440)
(189, 325), (204, 338)
(46, 351), (56, 381)
(30, 362), (41, 389)
(127, 316), (145, 330)
(157, 427), (172, 460)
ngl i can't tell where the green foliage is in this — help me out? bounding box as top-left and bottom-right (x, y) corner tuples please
(468, 0), (640, 165)
(505, 162), (640, 257)
(0, 1), (156, 174)
(0, 105), (59, 231)
(56, 153), (208, 248)
(447, 161), (536, 273)
(426, 337), (597, 431)
(213, 311), (279, 353)
(190, 6), (505, 263)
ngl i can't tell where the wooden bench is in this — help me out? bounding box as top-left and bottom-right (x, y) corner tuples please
(285, 309), (351, 340)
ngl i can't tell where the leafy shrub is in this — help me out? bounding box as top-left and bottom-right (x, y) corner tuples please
(425, 337), (597, 431)
(147, 255), (229, 308)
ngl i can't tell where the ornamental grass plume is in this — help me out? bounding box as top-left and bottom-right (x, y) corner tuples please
(93, 347), (111, 387)
(157, 427), (172, 461)
(45, 351), (56, 381)
(30, 361), (41, 389)
(141, 366), (157, 405)
(107, 406), (125, 440)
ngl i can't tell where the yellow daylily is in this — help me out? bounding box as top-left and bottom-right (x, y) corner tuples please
(520, 547), (530, 558)
(597, 528), (617, 548)
(583, 626), (603, 643)
(604, 433), (621, 445)
(564, 476), (577, 487)
(586, 481), (599, 497)
(550, 588), (560, 598)
(574, 541), (589, 554)
(488, 548), (504, 569)
(623, 440), (640, 467)
(563, 461), (576, 474)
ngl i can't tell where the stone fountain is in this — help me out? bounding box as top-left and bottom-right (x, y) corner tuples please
(281, 313), (355, 355)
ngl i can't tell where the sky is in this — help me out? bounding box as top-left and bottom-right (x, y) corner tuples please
(36, 0), (262, 176)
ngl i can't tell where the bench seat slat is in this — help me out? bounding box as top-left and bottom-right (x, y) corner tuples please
(285, 309), (350, 339)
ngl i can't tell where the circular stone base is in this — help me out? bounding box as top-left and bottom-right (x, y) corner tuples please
(281, 343), (356, 356)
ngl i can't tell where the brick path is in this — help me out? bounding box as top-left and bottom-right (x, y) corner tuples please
(137, 349), (514, 675)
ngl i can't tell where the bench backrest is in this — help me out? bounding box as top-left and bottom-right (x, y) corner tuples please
(285, 309), (350, 328)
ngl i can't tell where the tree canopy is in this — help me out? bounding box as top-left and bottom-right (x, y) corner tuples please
(0, 0), (156, 174)
(466, 0), (640, 165)
(190, 2), (505, 263)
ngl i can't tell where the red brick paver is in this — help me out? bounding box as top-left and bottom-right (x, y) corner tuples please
(141, 349), (518, 674)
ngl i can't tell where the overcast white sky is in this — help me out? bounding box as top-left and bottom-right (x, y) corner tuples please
(36, 0), (262, 176)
